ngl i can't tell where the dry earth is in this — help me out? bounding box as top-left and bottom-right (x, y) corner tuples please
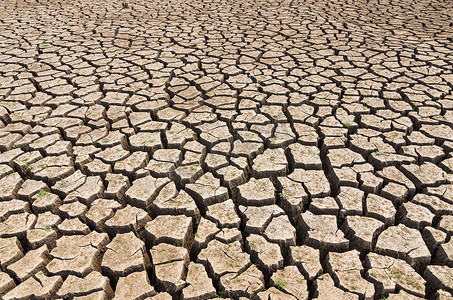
(0, 0), (453, 298)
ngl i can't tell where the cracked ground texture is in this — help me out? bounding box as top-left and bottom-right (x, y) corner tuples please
(0, 0), (453, 298)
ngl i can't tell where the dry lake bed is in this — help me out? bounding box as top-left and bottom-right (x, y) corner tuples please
(0, 0), (453, 298)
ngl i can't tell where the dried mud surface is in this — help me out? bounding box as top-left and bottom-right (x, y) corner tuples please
(0, 0), (453, 298)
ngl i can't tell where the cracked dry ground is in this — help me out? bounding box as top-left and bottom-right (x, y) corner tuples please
(0, 0), (453, 299)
